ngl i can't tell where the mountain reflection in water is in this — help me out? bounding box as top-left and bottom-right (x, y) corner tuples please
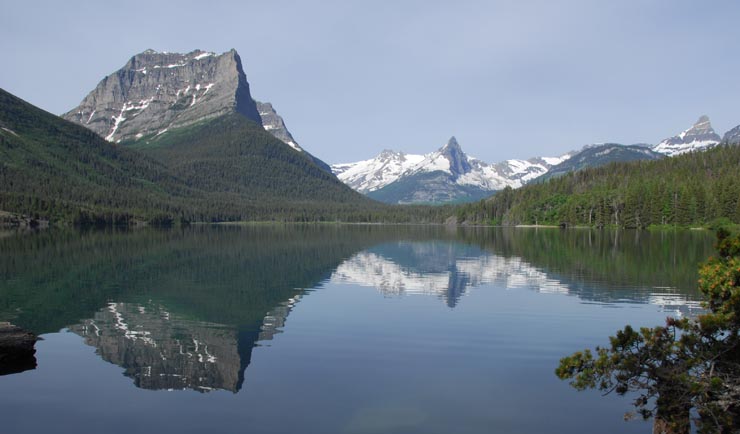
(0, 226), (714, 395)
(331, 239), (705, 314)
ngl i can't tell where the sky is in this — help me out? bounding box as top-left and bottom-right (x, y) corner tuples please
(1, 0), (739, 164)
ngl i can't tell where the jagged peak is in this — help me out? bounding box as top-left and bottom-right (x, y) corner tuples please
(652, 115), (721, 156)
(379, 149), (404, 158)
(434, 136), (470, 175)
(441, 136), (460, 150)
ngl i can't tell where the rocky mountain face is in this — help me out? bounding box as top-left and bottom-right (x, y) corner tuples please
(722, 125), (740, 145)
(256, 101), (299, 151)
(256, 101), (332, 173)
(63, 49), (262, 143)
(652, 115), (721, 156)
(332, 137), (570, 204)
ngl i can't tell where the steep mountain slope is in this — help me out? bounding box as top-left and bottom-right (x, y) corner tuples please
(63, 49), (262, 143)
(256, 101), (332, 173)
(128, 112), (363, 204)
(0, 87), (201, 222)
(334, 137), (570, 204)
(534, 144), (663, 182)
(653, 115), (721, 156)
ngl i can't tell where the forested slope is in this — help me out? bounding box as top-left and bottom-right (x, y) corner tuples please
(455, 144), (740, 228)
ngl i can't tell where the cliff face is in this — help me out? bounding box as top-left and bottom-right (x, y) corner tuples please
(63, 49), (262, 143)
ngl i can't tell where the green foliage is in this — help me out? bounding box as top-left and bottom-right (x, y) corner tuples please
(457, 145), (740, 228)
(556, 228), (740, 433)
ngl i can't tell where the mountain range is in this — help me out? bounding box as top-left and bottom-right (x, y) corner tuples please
(332, 137), (571, 204)
(1, 47), (738, 223)
(332, 115), (734, 204)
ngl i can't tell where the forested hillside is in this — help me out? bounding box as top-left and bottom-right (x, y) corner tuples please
(0, 88), (450, 225)
(455, 144), (740, 228)
(0, 87), (208, 224)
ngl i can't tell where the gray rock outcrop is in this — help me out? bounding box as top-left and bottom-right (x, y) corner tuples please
(256, 101), (299, 150)
(63, 49), (262, 143)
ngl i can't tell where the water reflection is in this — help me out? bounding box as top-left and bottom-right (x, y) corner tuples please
(0, 226), (715, 394)
(332, 239), (705, 315)
(69, 295), (303, 393)
(71, 302), (240, 392)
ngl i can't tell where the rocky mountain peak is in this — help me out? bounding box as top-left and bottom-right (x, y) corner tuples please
(379, 149), (404, 159)
(256, 101), (299, 151)
(653, 115), (721, 156)
(63, 49), (261, 143)
(723, 125), (740, 145)
(438, 136), (471, 175)
(442, 136), (460, 150)
(683, 115), (714, 137)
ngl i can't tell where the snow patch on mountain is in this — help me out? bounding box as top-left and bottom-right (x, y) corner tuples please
(331, 137), (570, 194)
(653, 115), (721, 156)
(331, 150), (425, 193)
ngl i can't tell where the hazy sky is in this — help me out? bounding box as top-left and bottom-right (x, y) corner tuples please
(2, 0), (739, 164)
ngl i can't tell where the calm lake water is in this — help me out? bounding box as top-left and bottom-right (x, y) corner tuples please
(0, 225), (715, 433)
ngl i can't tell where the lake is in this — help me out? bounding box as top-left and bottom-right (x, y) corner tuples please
(0, 225), (715, 433)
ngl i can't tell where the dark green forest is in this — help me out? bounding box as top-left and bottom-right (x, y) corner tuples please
(0, 88), (449, 225)
(455, 144), (740, 228)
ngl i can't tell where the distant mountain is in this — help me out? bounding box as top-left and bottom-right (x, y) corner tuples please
(333, 137), (570, 204)
(535, 143), (663, 182)
(255, 101), (331, 173)
(722, 125), (740, 145)
(652, 115), (721, 156)
(331, 150), (426, 194)
(455, 143), (740, 228)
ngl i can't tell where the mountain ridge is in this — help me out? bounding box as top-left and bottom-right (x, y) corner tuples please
(333, 114), (735, 204)
(332, 137), (570, 204)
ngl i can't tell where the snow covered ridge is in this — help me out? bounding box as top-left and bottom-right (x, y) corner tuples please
(331, 114), (738, 201)
(330, 136), (571, 194)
